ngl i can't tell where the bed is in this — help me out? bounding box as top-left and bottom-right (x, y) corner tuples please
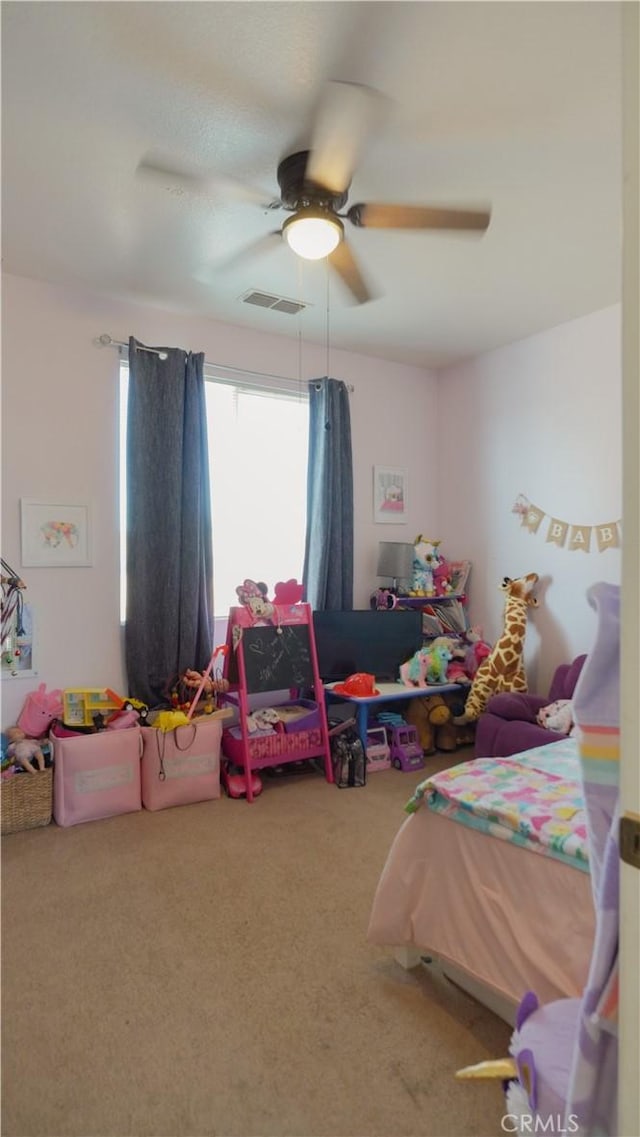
(367, 737), (595, 1024)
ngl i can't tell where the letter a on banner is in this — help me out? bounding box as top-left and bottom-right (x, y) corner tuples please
(569, 525), (592, 553)
(546, 518), (569, 547)
(596, 522), (621, 552)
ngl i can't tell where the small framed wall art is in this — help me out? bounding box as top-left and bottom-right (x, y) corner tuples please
(20, 500), (92, 567)
(373, 466), (408, 524)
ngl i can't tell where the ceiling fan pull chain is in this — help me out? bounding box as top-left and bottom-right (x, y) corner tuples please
(325, 262), (331, 379)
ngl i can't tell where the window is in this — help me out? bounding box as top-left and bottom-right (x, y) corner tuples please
(119, 364), (309, 622)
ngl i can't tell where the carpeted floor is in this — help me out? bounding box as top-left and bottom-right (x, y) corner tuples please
(2, 752), (511, 1137)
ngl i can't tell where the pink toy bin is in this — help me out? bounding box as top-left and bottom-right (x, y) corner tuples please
(222, 724), (322, 765)
(141, 718), (222, 811)
(276, 699), (321, 733)
(51, 725), (142, 828)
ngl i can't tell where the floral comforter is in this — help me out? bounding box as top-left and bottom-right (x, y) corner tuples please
(406, 737), (588, 871)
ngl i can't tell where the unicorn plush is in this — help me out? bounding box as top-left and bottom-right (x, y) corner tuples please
(411, 536), (442, 595)
(456, 583), (620, 1136)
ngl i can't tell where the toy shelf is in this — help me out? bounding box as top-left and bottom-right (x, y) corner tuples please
(394, 594), (466, 605)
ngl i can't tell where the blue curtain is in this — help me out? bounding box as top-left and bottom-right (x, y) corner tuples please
(303, 377), (354, 610)
(125, 337), (213, 706)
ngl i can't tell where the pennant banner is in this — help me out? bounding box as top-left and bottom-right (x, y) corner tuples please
(512, 496), (621, 553)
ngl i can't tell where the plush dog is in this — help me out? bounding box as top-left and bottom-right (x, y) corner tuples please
(536, 699), (574, 735)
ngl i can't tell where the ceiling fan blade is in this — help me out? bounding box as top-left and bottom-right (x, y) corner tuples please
(347, 203), (491, 232)
(136, 158), (271, 207)
(217, 230), (283, 271)
(195, 231), (282, 283)
(305, 81), (387, 196)
(329, 241), (375, 305)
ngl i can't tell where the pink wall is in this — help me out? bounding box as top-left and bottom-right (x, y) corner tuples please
(1, 273), (438, 727)
(436, 304), (622, 693)
(1, 273), (621, 726)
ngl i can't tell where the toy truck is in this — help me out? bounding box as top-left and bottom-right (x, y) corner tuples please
(389, 724), (425, 772)
(365, 725), (391, 772)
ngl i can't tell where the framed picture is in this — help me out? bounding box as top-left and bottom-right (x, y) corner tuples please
(1, 600), (38, 679)
(373, 466), (408, 524)
(20, 500), (92, 567)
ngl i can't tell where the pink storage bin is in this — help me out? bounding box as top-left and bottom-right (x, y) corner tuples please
(141, 718), (221, 811)
(51, 726), (142, 828)
(276, 699), (320, 733)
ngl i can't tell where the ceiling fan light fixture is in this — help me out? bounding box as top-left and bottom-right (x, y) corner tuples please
(283, 209), (343, 260)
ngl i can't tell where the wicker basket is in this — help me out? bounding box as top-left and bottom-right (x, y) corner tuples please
(1, 768), (53, 835)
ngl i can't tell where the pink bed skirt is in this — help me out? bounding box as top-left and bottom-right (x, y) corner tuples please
(367, 807), (595, 1009)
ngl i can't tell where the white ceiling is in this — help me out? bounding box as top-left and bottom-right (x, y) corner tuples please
(1, 1), (623, 368)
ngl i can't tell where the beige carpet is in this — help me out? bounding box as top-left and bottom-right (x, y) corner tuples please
(2, 754), (511, 1137)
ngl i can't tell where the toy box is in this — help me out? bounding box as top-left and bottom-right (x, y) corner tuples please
(51, 725), (142, 827)
(1, 767), (53, 835)
(222, 724), (323, 766)
(274, 699), (320, 733)
(141, 718), (222, 811)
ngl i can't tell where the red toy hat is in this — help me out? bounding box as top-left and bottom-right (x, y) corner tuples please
(333, 673), (380, 697)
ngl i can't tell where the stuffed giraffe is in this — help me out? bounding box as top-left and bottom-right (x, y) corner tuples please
(453, 573), (539, 725)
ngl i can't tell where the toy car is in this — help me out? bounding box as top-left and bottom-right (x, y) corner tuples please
(389, 724), (425, 772)
(220, 760), (263, 799)
(365, 726), (391, 772)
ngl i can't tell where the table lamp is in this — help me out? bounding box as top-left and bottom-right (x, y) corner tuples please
(376, 541), (415, 594)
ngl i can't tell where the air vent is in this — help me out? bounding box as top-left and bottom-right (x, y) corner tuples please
(241, 290), (308, 315)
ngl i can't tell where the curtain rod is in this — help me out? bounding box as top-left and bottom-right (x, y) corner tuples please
(94, 335), (354, 391)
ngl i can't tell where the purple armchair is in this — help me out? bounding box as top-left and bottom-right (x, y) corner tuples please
(474, 654), (587, 758)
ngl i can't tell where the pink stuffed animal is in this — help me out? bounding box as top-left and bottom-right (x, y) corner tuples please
(464, 635), (492, 679)
(433, 560), (454, 597)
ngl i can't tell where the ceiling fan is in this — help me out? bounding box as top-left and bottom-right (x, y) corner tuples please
(136, 80), (491, 306)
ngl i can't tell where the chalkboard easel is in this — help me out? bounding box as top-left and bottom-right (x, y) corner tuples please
(222, 603), (333, 801)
